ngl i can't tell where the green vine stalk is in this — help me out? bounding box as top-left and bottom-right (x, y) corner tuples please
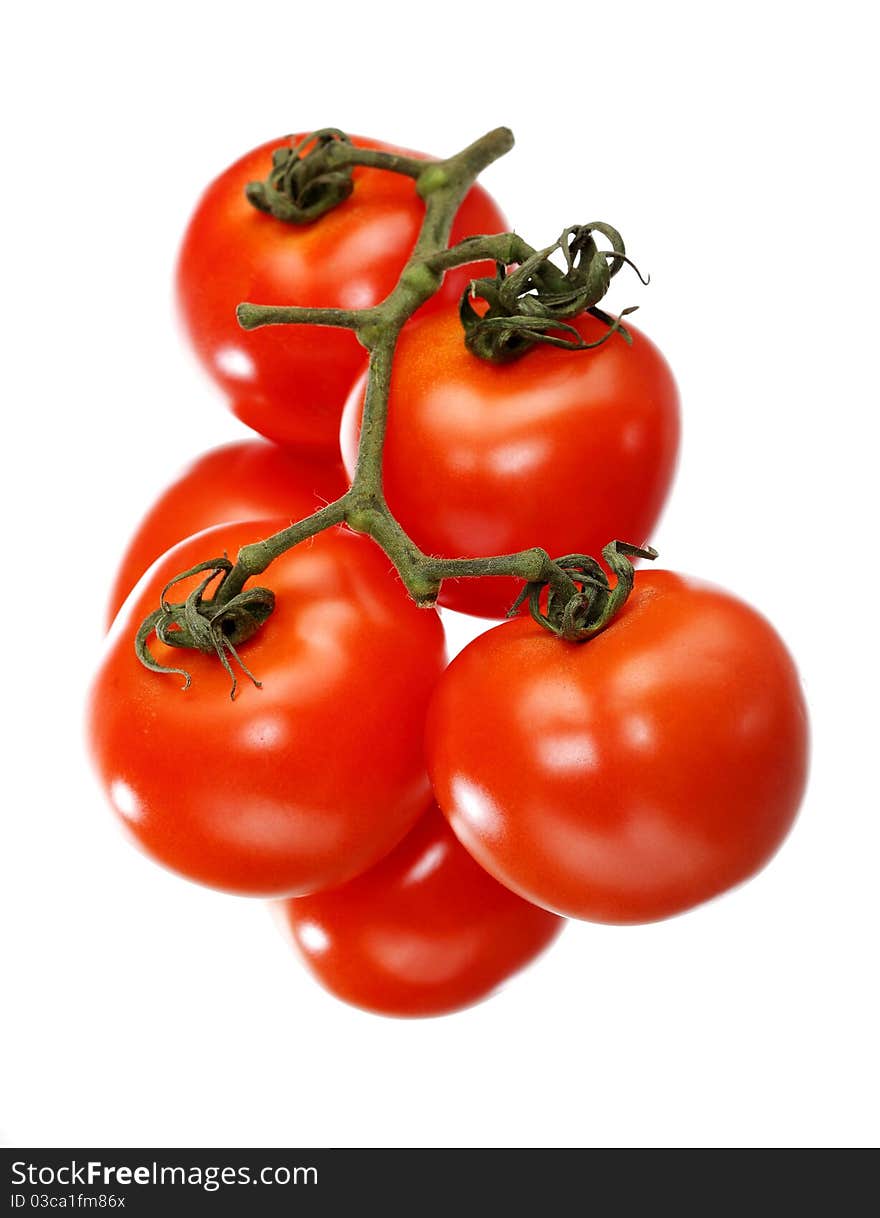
(136, 127), (655, 692)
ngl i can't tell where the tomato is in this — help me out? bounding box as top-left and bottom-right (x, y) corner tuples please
(88, 520), (446, 897)
(341, 307), (680, 618)
(177, 135), (507, 453)
(105, 439), (347, 627)
(426, 571), (808, 923)
(278, 804), (562, 1017)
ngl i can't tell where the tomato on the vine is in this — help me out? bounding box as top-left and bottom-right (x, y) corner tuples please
(105, 439), (347, 627)
(341, 307), (680, 618)
(278, 804), (563, 1018)
(177, 135), (507, 452)
(89, 520), (446, 898)
(426, 570), (808, 923)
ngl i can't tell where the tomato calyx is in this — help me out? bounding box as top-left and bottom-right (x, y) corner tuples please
(460, 224), (649, 363)
(509, 541), (658, 642)
(245, 129), (356, 224)
(135, 557), (275, 698)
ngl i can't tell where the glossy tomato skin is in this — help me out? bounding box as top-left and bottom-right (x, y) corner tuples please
(341, 308), (680, 617)
(89, 521), (446, 898)
(426, 571), (809, 924)
(105, 439), (347, 627)
(177, 135), (507, 452)
(278, 805), (563, 1018)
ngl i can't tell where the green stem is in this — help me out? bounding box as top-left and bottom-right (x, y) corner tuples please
(425, 232), (534, 275)
(426, 549), (578, 599)
(231, 127), (533, 606)
(322, 142), (428, 179)
(140, 126), (649, 687)
(236, 304), (370, 332)
(350, 341), (396, 502)
(217, 497), (350, 602)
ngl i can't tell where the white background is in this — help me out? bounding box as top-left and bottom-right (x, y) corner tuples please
(2, 1), (877, 1149)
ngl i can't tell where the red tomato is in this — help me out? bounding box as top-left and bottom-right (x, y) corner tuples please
(89, 520), (446, 897)
(341, 308), (680, 617)
(278, 805), (563, 1017)
(426, 571), (809, 923)
(177, 135), (507, 452)
(105, 439), (347, 627)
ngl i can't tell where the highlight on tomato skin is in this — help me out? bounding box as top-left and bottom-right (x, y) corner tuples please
(425, 569), (810, 925)
(340, 307), (680, 619)
(277, 805), (564, 1018)
(176, 134), (507, 453)
(105, 439), (347, 629)
(88, 519), (448, 899)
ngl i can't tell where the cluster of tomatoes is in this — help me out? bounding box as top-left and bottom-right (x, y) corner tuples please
(88, 134), (809, 1018)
